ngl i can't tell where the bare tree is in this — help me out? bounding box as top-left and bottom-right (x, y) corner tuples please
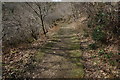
(26, 2), (55, 36)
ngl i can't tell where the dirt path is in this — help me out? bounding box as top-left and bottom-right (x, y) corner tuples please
(25, 23), (84, 78)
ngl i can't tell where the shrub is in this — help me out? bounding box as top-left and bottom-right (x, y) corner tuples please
(92, 27), (106, 42)
(89, 43), (97, 50)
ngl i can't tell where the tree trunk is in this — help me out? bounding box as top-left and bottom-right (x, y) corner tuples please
(39, 6), (46, 36)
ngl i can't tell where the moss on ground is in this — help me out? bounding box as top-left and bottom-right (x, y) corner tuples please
(34, 51), (45, 62)
(68, 43), (80, 50)
(70, 68), (84, 78)
(43, 42), (56, 48)
(69, 50), (82, 57)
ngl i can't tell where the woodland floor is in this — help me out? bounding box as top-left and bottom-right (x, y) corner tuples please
(3, 21), (120, 78)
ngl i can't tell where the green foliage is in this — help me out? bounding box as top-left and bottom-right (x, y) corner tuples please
(89, 43), (97, 50)
(92, 27), (106, 42)
(98, 49), (105, 55)
(95, 12), (107, 25)
(88, 3), (119, 44)
(98, 50), (113, 59)
(90, 14), (106, 41)
(109, 60), (116, 66)
(104, 52), (113, 59)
